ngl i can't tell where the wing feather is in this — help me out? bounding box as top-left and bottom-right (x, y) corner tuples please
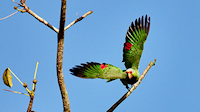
(70, 62), (127, 80)
(122, 15), (150, 69)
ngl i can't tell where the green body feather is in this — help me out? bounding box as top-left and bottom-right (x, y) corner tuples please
(84, 64), (127, 80)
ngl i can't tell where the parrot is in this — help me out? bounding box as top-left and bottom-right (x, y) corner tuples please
(70, 15), (150, 89)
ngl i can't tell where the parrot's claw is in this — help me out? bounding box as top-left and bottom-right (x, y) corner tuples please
(125, 85), (131, 91)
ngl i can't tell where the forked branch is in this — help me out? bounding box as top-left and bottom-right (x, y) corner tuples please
(107, 59), (156, 112)
(8, 1), (92, 112)
(56, 0), (71, 112)
(11, 1), (92, 34)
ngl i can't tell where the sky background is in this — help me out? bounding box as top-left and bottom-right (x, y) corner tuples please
(1, 0), (200, 112)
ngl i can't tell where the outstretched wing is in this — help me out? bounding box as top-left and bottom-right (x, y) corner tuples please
(122, 15), (150, 69)
(70, 62), (127, 81)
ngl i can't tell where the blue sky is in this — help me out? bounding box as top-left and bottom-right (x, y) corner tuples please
(1, 0), (200, 112)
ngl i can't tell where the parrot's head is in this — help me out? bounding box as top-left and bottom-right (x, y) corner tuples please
(126, 68), (139, 80)
(121, 68), (140, 89)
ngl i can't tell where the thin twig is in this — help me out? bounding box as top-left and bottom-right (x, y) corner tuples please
(0, 11), (19, 20)
(8, 68), (24, 86)
(21, 4), (59, 33)
(33, 61), (39, 80)
(107, 59), (156, 112)
(3, 89), (30, 96)
(26, 62), (39, 112)
(64, 10), (93, 31)
(32, 62), (39, 90)
(12, 0), (21, 5)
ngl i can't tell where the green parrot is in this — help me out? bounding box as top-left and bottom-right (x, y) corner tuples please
(70, 15), (150, 89)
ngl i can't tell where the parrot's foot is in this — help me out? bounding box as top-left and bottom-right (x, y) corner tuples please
(125, 85), (131, 91)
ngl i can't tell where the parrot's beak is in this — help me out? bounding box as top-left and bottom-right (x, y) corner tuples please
(126, 71), (133, 79)
(127, 72), (133, 79)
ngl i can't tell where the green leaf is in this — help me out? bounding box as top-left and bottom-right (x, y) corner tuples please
(3, 68), (13, 88)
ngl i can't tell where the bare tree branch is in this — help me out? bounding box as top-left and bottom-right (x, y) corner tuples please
(7, 1), (92, 112)
(20, 4), (59, 33)
(27, 91), (35, 112)
(107, 59), (156, 112)
(64, 10), (93, 31)
(57, 0), (71, 112)
(20, 0), (26, 4)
